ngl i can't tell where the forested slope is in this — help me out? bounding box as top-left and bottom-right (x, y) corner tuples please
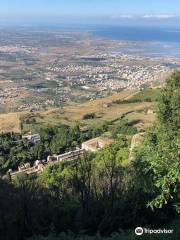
(0, 72), (179, 240)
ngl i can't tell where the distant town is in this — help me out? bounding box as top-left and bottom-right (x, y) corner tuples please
(0, 28), (179, 113)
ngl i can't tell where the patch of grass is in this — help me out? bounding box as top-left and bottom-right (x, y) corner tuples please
(114, 88), (161, 104)
(129, 88), (161, 102)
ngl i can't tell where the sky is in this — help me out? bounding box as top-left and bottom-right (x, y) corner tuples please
(0, 0), (180, 25)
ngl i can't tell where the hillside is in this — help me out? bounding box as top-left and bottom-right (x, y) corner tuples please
(0, 89), (159, 133)
(0, 71), (179, 240)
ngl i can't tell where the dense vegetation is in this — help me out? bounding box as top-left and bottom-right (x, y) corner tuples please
(111, 119), (137, 138)
(134, 71), (180, 212)
(0, 124), (107, 175)
(0, 72), (179, 240)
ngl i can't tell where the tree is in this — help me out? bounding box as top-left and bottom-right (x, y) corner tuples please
(133, 71), (180, 213)
(158, 71), (180, 130)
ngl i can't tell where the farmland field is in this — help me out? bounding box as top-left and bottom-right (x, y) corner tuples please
(0, 89), (157, 133)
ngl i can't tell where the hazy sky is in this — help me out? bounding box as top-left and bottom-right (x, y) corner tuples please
(0, 0), (180, 24)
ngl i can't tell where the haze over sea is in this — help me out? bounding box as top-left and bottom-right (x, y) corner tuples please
(91, 25), (180, 57)
(31, 23), (180, 57)
(42, 23), (180, 57)
(78, 24), (180, 57)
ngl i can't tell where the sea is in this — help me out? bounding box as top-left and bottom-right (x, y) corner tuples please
(47, 24), (180, 57)
(90, 25), (180, 57)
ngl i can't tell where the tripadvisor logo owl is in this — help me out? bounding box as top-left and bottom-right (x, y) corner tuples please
(135, 227), (174, 235)
(135, 227), (144, 236)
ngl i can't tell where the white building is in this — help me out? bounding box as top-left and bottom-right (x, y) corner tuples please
(22, 133), (40, 144)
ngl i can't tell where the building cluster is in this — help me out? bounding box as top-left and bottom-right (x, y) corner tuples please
(42, 53), (172, 101)
(0, 87), (26, 105)
(17, 99), (56, 111)
(8, 160), (45, 179)
(0, 46), (34, 54)
(0, 45), (179, 111)
(7, 136), (113, 178)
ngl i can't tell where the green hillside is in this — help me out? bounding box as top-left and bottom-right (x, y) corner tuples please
(0, 72), (179, 240)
